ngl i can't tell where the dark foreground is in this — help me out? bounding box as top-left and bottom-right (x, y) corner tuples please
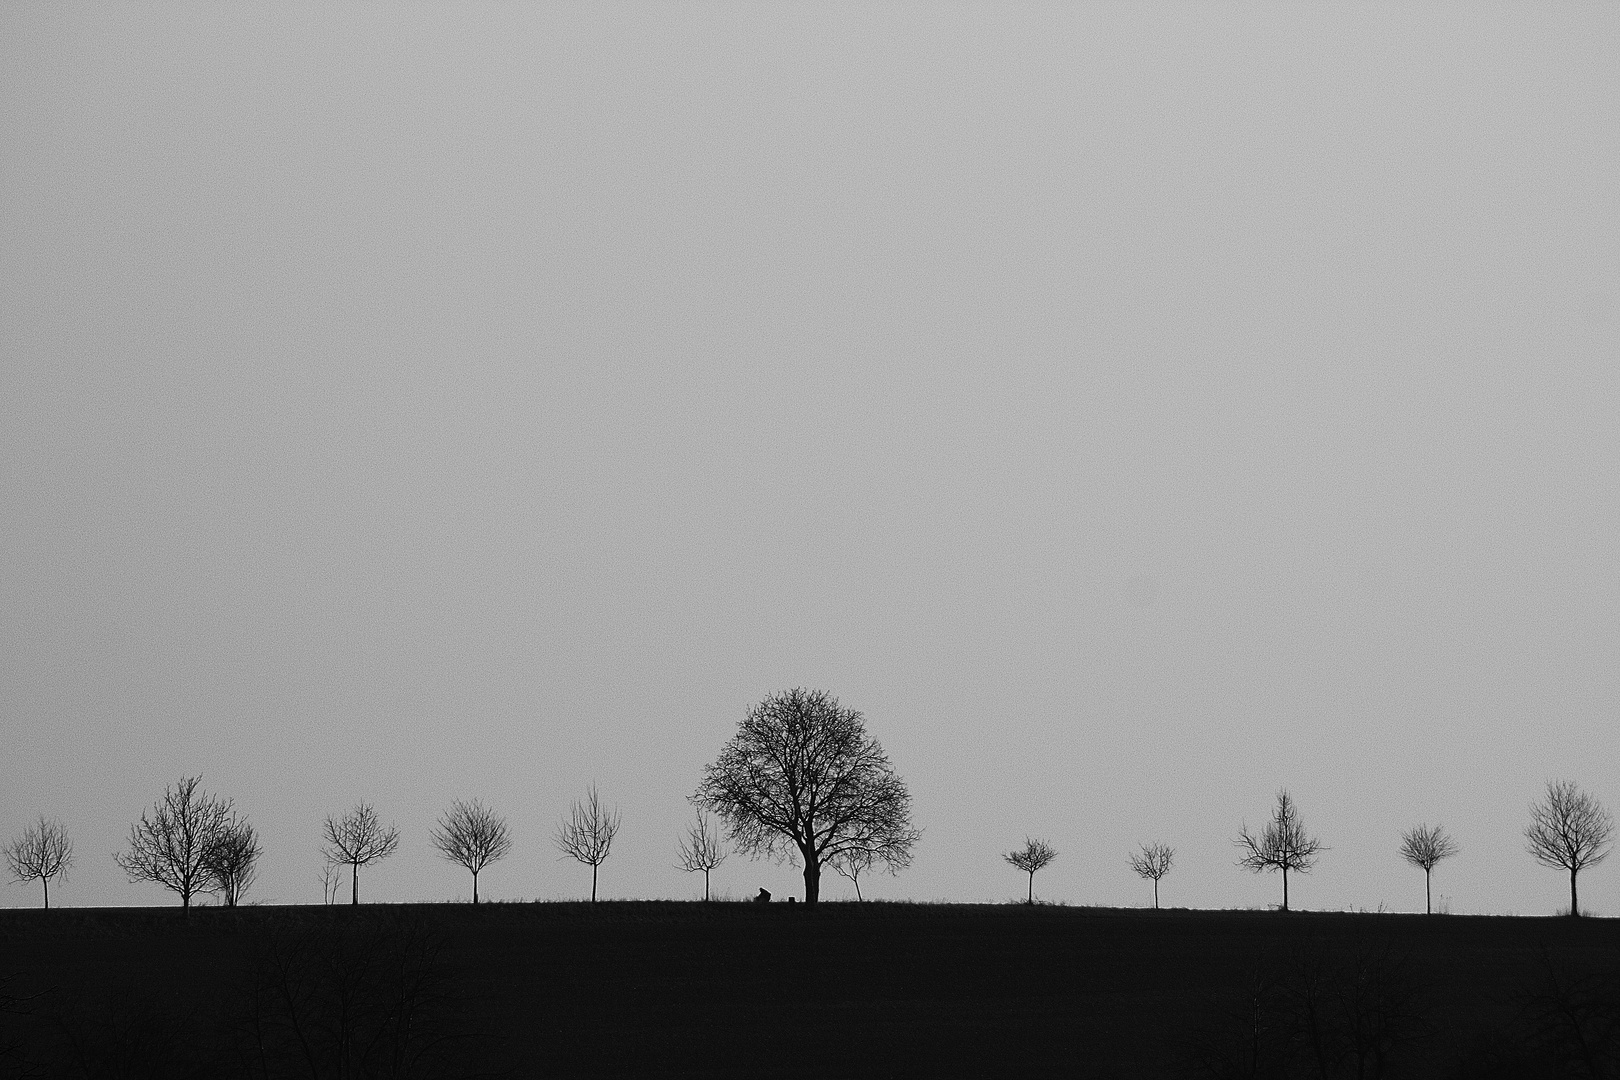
(2, 901), (1619, 1078)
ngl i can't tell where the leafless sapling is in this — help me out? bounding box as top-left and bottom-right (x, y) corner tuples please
(1398, 823), (1458, 915)
(318, 856), (342, 905)
(3, 815), (74, 908)
(832, 846), (877, 901)
(555, 785), (620, 902)
(1525, 779), (1614, 917)
(1129, 842), (1175, 909)
(675, 810), (727, 901)
(322, 803), (401, 905)
(694, 687), (921, 905)
(431, 798), (513, 903)
(114, 776), (235, 912)
(1005, 837), (1058, 904)
(1235, 789), (1323, 912)
(204, 815), (262, 907)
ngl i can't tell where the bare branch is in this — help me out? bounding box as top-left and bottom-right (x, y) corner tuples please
(203, 815), (262, 907)
(1005, 837), (1057, 904)
(1235, 789), (1323, 911)
(114, 776), (235, 912)
(431, 798), (513, 903)
(676, 811), (727, 901)
(555, 785), (620, 901)
(693, 687), (921, 904)
(1525, 780), (1613, 916)
(322, 803), (401, 905)
(3, 815), (74, 909)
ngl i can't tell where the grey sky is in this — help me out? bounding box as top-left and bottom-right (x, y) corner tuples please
(3, 3), (1617, 913)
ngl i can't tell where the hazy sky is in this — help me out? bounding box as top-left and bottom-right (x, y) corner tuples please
(3, 3), (1618, 914)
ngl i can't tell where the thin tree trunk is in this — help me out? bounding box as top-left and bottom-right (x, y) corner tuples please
(473, 870), (479, 904)
(703, 869), (710, 901)
(592, 863), (598, 902)
(854, 876), (864, 902)
(1027, 872), (1034, 905)
(1571, 868), (1579, 917)
(1425, 868), (1432, 915)
(803, 856), (821, 905)
(352, 863), (359, 906)
(1281, 867), (1289, 912)
(42, 878), (49, 910)
(1153, 878), (1159, 910)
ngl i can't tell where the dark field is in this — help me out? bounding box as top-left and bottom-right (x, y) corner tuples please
(4, 902), (1620, 1078)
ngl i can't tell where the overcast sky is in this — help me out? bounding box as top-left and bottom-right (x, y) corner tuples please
(3, 3), (1618, 914)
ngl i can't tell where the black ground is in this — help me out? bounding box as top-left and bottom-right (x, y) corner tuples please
(3, 901), (1619, 1077)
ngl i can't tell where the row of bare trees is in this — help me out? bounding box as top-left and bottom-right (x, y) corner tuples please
(1003, 780), (1614, 916)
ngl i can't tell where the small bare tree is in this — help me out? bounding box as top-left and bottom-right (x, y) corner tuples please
(4, 815), (74, 908)
(555, 785), (620, 902)
(1525, 780), (1614, 917)
(1005, 837), (1058, 904)
(1236, 789), (1323, 912)
(675, 810), (727, 901)
(1130, 842), (1175, 909)
(323, 803), (401, 905)
(205, 815), (262, 907)
(431, 798), (513, 903)
(318, 855), (342, 905)
(832, 846), (877, 901)
(1398, 823), (1458, 915)
(114, 776), (235, 912)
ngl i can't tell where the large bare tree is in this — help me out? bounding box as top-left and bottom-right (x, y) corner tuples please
(1235, 789), (1323, 912)
(1525, 780), (1613, 917)
(555, 785), (620, 902)
(1130, 842), (1175, 910)
(1005, 837), (1058, 905)
(1398, 823), (1458, 915)
(431, 798), (513, 903)
(675, 810), (727, 901)
(205, 815), (262, 907)
(694, 687), (921, 905)
(3, 815), (74, 909)
(114, 776), (235, 912)
(322, 803), (401, 905)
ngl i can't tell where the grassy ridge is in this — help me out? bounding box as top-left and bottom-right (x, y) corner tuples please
(3, 902), (1619, 1076)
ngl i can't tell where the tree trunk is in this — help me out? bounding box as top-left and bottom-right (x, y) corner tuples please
(1027, 872), (1034, 905)
(854, 876), (864, 902)
(42, 878), (49, 910)
(802, 852), (821, 905)
(591, 863), (598, 903)
(1153, 879), (1159, 910)
(1281, 866), (1289, 912)
(352, 863), (360, 906)
(472, 870), (480, 905)
(1425, 868), (1432, 915)
(703, 869), (710, 901)
(1571, 868), (1580, 917)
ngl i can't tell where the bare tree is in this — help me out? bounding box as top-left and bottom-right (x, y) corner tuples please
(1005, 837), (1058, 904)
(322, 803), (401, 906)
(1129, 842), (1175, 909)
(554, 785), (620, 902)
(832, 846), (877, 901)
(318, 856), (342, 905)
(3, 815), (74, 908)
(694, 687), (921, 905)
(204, 815), (262, 907)
(1398, 823), (1458, 915)
(1235, 789), (1323, 912)
(431, 798), (513, 903)
(675, 810), (727, 901)
(1525, 779), (1614, 917)
(114, 776), (235, 912)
